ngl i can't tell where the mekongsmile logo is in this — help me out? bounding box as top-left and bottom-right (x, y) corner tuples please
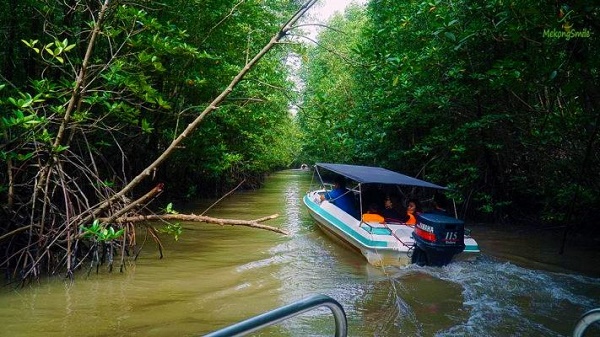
(543, 4), (591, 40)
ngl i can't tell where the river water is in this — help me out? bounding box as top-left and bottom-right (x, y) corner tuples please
(1, 170), (599, 336)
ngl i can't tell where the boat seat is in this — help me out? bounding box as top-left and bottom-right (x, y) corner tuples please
(361, 221), (392, 235)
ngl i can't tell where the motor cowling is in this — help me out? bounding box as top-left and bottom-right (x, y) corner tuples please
(411, 213), (466, 266)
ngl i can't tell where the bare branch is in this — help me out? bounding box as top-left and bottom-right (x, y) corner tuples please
(82, 0), (319, 226)
(101, 213), (287, 235)
(201, 179), (246, 216)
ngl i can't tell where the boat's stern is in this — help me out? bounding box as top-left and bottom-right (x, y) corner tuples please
(362, 249), (412, 266)
(411, 213), (466, 266)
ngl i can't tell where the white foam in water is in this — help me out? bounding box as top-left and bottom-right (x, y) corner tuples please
(406, 255), (600, 336)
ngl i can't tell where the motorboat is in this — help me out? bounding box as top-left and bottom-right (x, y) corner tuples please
(303, 163), (480, 267)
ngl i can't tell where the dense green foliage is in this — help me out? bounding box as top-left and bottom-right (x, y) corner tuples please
(298, 1), (599, 226)
(1, 0), (598, 282)
(297, 6), (368, 165)
(0, 0), (303, 282)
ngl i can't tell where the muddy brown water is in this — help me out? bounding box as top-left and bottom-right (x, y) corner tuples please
(1, 170), (599, 336)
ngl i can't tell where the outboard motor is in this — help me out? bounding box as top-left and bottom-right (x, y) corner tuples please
(411, 213), (466, 266)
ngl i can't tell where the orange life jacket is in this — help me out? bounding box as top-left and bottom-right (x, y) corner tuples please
(405, 213), (416, 226)
(362, 213), (385, 223)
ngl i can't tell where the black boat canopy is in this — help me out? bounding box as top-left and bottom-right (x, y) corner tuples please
(315, 163), (447, 190)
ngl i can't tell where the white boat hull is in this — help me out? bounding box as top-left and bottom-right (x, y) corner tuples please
(303, 191), (480, 267)
(304, 191), (416, 266)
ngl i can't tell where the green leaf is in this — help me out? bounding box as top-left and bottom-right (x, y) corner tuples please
(53, 145), (70, 153)
(80, 220), (124, 241)
(444, 32), (456, 41)
(164, 202), (178, 214)
(16, 153), (34, 161)
(64, 44), (76, 52)
(159, 222), (183, 241)
(141, 119), (154, 133)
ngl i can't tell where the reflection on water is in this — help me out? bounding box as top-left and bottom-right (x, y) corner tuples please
(0, 170), (599, 336)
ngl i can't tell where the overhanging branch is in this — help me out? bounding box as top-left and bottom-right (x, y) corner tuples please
(100, 213), (286, 235)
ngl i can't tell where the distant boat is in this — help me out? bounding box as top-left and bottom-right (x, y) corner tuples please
(303, 163), (480, 267)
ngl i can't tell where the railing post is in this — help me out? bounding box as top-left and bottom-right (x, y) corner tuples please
(573, 308), (600, 337)
(203, 294), (347, 337)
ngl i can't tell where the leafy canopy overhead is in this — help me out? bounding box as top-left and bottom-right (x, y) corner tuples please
(298, 0), (599, 226)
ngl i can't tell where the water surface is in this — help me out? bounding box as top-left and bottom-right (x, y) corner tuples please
(1, 170), (599, 336)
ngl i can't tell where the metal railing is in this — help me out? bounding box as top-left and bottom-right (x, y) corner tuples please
(203, 294), (347, 337)
(573, 308), (600, 337)
(203, 296), (599, 336)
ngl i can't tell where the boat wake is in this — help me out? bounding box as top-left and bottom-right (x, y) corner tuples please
(382, 255), (600, 336)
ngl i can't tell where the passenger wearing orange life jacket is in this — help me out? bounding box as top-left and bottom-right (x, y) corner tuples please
(362, 203), (385, 223)
(405, 199), (421, 226)
(381, 195), (408, 224)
